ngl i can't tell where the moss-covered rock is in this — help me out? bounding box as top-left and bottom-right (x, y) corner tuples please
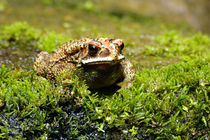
(0, 22), (209, 139)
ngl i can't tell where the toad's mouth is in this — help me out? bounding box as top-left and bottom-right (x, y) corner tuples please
(81, 55), (125, 65)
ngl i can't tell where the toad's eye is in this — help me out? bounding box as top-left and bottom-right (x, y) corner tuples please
(89, 44), (98, 56)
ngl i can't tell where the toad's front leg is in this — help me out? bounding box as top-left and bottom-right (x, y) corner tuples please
(117, 58), (135, 88)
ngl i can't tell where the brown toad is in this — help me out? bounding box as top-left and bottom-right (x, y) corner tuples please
(34, 38), (135, 88)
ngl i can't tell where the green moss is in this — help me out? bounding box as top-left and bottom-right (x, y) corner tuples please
(141, 31), (210, 58)
(0, 22), (40, 48)
(37, 31), (72, 52)
(0, 65), (100, 139)
(0, 65), (56, 138)
(83, 57), (209, 139)
(0, 22), (209, 139)
(0, 22), (69, 52)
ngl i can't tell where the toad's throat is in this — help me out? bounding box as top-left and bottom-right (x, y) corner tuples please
(81, 55), (125, 65)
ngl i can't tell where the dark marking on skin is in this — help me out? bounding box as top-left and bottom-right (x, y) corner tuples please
(109, 39), (114, 43)
(98, 41), (103, 46)
(120, 42), (124, 50)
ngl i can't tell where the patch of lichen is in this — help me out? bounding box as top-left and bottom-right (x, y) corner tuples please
(0, 22), (209, 139)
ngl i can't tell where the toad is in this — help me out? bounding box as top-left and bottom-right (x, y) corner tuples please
(34, 38), (135, 88)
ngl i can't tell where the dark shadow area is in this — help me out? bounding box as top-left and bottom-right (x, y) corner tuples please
(89, 85), (121, 96)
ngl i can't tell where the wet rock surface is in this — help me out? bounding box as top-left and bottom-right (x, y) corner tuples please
(0, 46), (39, 70)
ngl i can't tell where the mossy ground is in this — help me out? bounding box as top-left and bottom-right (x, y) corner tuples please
(0, 0), (210, 139)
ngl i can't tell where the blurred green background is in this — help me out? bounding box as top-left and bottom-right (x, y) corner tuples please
(0, 0), (209, 34)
